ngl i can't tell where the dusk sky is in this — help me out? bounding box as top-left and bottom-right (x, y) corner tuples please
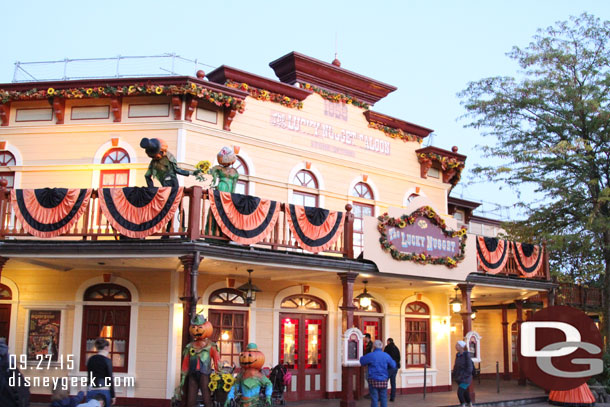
(3, 0), (609, 219)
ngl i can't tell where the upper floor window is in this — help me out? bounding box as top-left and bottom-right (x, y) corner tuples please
(100, 148), (130, 188)
(292, 170), (319, 207)
(352, 182), (373, 200)
(234, 156), (249, 195)
(0, 151), (16, 189)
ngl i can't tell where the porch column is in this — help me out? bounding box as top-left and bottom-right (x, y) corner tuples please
(458, 283), (475, 402)
(501, 305), (510, 380)
(515, 299), (526, 385)
(179, 253), (202, 351)
(338, 272), (358, 407)
(0, 256), (8, 280)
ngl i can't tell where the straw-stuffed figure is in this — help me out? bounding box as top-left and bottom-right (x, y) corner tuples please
(205, 146), (240, 236)
(140, 137), (194, 187)
(225, 343), (272, 407)
(180, 313), (220, 407)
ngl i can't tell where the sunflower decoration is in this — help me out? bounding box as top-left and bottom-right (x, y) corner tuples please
(194, 160), (212, 182)
(208, 379), (218, 392)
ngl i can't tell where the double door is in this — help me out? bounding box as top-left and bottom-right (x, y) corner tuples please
(279, 313), (326, 401)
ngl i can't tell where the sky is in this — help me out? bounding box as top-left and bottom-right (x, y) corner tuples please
(2, 0), (609, 220)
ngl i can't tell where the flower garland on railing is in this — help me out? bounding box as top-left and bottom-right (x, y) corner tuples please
(0, 83), (246, 113)
(417, 151), (465, 186)
(298, 82), (370, 109)
(368, 121), (423, 143)
(377, 206), (467, 268)
(225, 80), (303, 109)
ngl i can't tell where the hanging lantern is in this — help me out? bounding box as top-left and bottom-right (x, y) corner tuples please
(238, 269), (262, 305)
(450, 287), (462, 313)
(355, 280), (375, 309)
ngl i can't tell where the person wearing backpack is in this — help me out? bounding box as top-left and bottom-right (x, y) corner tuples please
(452, 340), (473, 407)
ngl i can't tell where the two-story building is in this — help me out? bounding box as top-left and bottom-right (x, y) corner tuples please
(0, 52), (553, 406)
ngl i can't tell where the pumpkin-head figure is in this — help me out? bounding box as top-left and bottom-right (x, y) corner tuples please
(239, 343), (265, 370)
(217, 146), (236, 167)
(189, 313), (213, 341)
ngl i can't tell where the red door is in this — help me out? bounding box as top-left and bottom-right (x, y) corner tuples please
(0, 304), (10, 344)
(354, 316), (382, 398)
(279, 313), (326, 401)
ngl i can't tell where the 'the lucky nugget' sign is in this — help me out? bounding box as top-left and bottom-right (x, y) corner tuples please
(378, 206), (467, 268)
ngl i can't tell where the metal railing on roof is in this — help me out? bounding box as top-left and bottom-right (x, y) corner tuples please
(12, 54), (216, 83)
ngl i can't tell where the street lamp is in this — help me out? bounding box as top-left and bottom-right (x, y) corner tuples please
(238, 269), (261, 305)
(355, 280), (375, 309)
(450, 287), (462, 313)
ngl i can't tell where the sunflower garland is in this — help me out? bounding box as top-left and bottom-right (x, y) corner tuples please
(417, 152), (465, 186)
(0, 83), (246, 114)
(377, 206), (467, 268)
(368, 121), (423, 143)
(298, 82), (370, 109)
(225, 80), (303, 109)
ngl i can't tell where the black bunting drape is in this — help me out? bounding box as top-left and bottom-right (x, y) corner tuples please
(11, 188), (92, 238)
(513, 241), (544, 277)
(208, 189), (279, 244)
(476, 236), (510, 274)
(98, 186), (183, 238)
(286, 204), (344, 253)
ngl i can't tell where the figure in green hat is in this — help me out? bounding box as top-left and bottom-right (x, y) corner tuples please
(226, 343), (272, 407)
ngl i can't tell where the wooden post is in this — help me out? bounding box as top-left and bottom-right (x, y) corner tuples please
(0, 257), (8, 281)
(338, 272), (358, 407)
(343, 204), (354, 259)
(179, 253), (202, 350)
(515, 300), (526, 385)
(501, 305), (510, 380)
(187, 187), (202, 241)
(458, 283), (475, 401)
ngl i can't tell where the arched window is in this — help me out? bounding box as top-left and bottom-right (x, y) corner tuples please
(351, 182), (374, 257)
(0, 284), (12, 345)
(281, 294), (327, 310)
(209, 288), (246, 306)
(353, 299), (382, 313)
(82, 283), (131, 372)
(234, 156), (249, 195)
(100, 148), (130, 188)
(292, 170), (319, 207)
(0, 151), (16, 189)
(405, 301), (430, 368)
(208, 288), (248, 366)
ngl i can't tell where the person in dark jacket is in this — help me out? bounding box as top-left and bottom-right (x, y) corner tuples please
(360, 340), (396, 407)
(452, 340), (473, 407)
(384, 338), (401, 402)
(363, 333), (373, 354)
(86, 338), (115, 406)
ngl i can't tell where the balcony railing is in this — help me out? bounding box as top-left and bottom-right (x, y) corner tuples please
(556, 283), (603, 309)
(0, 186), (355, 258)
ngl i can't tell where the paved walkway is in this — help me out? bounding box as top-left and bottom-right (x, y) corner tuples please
(31, 379), (549, 407)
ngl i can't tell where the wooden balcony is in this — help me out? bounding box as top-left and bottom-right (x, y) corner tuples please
(556, 282), (603, 309)
(0, 186), (356, 259)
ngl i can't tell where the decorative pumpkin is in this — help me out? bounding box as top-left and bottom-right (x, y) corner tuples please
(239, 343), (265, 370)
(189, 313), (213, 340)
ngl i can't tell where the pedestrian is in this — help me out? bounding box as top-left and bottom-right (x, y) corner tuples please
(360, 339), (396, 407)
(452, 340), (473, 407)
(363, 333), (373, 355)
(383, 338), (401, 402)
(85, 338), (115, 407)
(51, 388), (85, 407)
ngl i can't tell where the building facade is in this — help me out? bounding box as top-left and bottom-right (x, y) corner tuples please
(0, 52), (553, 406)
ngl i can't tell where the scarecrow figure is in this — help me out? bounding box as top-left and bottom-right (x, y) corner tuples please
(225, 343), (272, 407)
(140, 137), (194, 187)
(179, 313), (219, 407)
(205, 146), (240, 236)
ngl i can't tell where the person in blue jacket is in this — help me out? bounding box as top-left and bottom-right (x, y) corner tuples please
(359, 340), (396, 407)
(452, 340), (473, 407)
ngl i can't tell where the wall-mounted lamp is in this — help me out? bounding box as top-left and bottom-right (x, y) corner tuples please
(450, 287), (462, 313)
(238, 269), (261, 305)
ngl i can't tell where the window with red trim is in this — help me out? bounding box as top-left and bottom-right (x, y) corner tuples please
(81, 284), (131, 373)
(100, 148), (130, 188)
(405, 301), (430, 367)
(234, 156), (249, 195)
(0, 284), (12, 345)
(280, 317), (299, 368)
(208, 309), (248, 367)
(281, 295), (327, 310)
(0, 151), (16, 189)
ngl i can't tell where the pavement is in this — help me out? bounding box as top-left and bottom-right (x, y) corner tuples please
(32, 378), (597, 407)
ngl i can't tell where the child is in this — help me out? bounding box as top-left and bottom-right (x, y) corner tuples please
(51, 388), (85, 407)
(76, 394), (106, 407)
